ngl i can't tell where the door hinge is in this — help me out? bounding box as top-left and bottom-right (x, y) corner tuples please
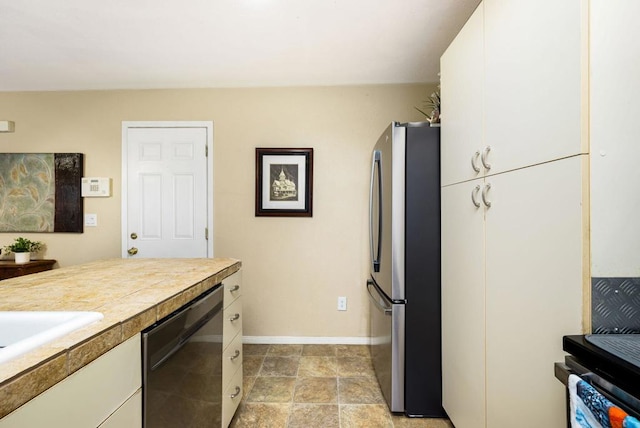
(205, 227), (209, 240)
(205, 145), (208, 157)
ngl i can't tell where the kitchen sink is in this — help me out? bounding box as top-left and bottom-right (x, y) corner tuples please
(0, 311), (104, 364)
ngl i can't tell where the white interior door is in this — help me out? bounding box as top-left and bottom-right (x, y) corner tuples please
(122, 123), (212, 258)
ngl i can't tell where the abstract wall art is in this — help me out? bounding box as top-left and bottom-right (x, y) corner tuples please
(0, 153), (84, 233)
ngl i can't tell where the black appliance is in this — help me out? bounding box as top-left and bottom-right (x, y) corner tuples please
(556, 334), (640, 423)
(142, 284), (224, 427)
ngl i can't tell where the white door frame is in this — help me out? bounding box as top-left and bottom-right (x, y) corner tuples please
(121, 121), (214, 258)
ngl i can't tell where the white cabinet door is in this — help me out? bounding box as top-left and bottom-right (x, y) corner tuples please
(99, 389), (142, 428)
(0, 336), (141, 428)
(441, 179), (487, 428)
(440, 3), (484, 186)
(484, 156), (584, 428)
(484, 0), (585, 174)
(590, 0), (640, 277)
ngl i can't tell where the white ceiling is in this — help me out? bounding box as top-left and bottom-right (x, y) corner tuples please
(0, 0), (480, 91)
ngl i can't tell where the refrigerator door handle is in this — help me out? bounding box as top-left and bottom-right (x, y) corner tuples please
(367, 280), (392, 315)
(369, 150), (383, 273)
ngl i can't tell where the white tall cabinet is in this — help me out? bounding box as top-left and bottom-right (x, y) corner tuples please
(441, 1), (587, 427)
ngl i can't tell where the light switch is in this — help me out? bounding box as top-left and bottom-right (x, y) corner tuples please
(85, 214), (98, 227)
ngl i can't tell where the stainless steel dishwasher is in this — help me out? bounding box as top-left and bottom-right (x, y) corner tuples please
(142, 284), (224, 427)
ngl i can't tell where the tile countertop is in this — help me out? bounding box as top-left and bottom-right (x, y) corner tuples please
(0, 257), (241, 419)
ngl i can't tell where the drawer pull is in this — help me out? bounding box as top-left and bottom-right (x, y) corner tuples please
(229, 313), (240, 322)
(229, 285), (240, 292)
(230, 349), (241, 361)
(230, 386), (241, 399)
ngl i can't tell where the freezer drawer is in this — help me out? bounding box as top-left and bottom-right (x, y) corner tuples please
(367, 279), (405, 412)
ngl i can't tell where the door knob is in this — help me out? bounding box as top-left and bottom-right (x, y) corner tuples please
(130, 233), (138, 240)
(127, 247), (138, 256)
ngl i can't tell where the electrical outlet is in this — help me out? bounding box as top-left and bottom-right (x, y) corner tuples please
(337, 296), (347, 311)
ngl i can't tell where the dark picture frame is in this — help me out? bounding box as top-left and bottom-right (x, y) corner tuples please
(255, 148), (313, 217)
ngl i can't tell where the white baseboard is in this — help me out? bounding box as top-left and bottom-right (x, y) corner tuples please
(242, 336), (370, 345)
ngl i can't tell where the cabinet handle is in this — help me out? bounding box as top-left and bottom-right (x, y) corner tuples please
(230, 349), (241, 361)
(482, 183), (492, 208)
(481, 146), (492, 170)
(229, 313), (240, 322)
(229, 284), (240, 292)
(230, 386), (241, 399)
(471, 185), (481, 208)
(471, 151), (481, 173)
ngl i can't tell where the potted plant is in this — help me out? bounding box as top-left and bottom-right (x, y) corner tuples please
(415, 87), (441, 126)
(416, 74), (442, 126)
(3, 237), (44, 264)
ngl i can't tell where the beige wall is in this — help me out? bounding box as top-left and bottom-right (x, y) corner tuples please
(0, 83), (436, 339)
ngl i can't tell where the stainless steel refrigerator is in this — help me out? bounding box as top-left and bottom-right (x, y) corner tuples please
(367, 121), (445, 417)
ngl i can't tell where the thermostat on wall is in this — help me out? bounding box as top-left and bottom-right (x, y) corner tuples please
(82, 177), (111, 197)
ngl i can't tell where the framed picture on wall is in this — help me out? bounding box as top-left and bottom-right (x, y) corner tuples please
(255, 148), (313, 217)
(0, 153), (84, 233)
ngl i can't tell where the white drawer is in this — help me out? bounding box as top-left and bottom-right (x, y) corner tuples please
(223, 270), (242, 309)
(223, 297), (242, 350)
(223, 333), (243, 389)
(222, 365), (243, 428)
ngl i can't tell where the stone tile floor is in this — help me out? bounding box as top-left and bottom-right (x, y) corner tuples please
(230, 344), (454, 428)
